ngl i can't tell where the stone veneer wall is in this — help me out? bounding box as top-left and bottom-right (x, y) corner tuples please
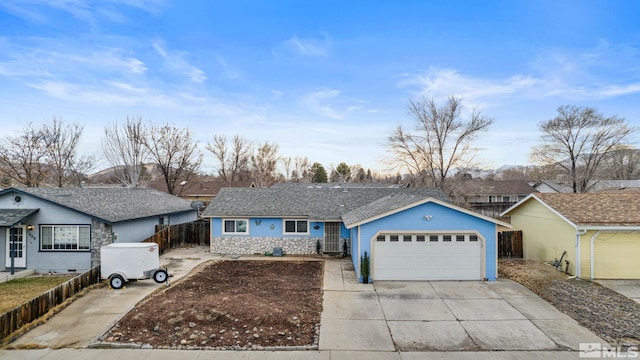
(211, 236), (322, 255)
(91, 219), (114, 267)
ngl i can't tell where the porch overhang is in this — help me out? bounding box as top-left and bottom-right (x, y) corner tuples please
(0, 208), (39, 227)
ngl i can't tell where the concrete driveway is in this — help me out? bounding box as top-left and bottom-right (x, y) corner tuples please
(321, 258), (606, 352)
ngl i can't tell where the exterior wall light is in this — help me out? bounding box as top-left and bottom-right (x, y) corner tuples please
(424, 215), (433, 220)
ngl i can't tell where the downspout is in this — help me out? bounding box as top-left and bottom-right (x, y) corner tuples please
(575, 228), (587, 279)
(589, 230), (601, 281)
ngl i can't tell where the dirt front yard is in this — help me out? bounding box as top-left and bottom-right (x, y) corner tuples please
(499, 259), (640, 348)
(102, 260), (323, 350)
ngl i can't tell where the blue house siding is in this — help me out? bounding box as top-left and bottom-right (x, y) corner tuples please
(210, 217), (351, 255)
(353, 202), (498, 281)
(0, 193), (93, 273)
(0, 190), (197, 273)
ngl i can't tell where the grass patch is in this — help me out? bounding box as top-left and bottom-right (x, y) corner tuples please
(0, 276), (72, 313)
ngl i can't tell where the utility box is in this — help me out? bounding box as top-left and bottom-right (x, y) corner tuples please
(100, 243), (169, 289)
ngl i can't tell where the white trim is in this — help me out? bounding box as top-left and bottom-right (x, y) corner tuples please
(345, 197), (512, 229)
(5, 226), (27, 268)
(282, 219), (310, 235)
(370, 229), (486, 281)
(221, 218), (250, 235)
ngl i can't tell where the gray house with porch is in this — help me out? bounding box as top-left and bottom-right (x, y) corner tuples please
(0, 187), (197, 274)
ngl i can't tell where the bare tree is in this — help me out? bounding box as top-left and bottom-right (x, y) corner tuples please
(41, 118), (84, 187)
(598, 147), (640, 180)
(0, 122), (48, 187)
(206, 134), (252, 183)
(282, 156), (293, 181)
(291, 156), (310, 182)
(146, 124), (203, 195)
(530, 105), (635, 192)
(102, 117), (149, 187)
(386, 96), (493, 192)
(250, 142), (280, 187)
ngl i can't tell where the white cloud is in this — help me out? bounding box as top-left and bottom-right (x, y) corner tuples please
(299, 88), (367, 120)
(279, 33), (331, 57)
(398, 67), (539, 107)
(399, 44), (640, 108)
(153, 39), (207, 83)
(0, 0), (167, 25)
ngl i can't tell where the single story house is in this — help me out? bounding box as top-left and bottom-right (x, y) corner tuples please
(502, 192), (640, 279)
(202, 187), (510, 282)
(0, 187), (197, 274)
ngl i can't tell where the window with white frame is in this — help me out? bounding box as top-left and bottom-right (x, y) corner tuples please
(40, 225), (90, 251)
(283, 220), (308, 234)
(223, 219), (248, 234)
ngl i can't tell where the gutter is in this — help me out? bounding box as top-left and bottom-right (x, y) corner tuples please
(575, 228), (587, 278)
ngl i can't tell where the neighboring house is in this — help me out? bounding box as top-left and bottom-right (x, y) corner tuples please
(502, 192), (640, 279)
(0, 187), (197, 274)
(202, 187), (510, 282)
(451, 180), (536, 217)
(149, 180), (255, 206)
(531, 179), (640, 193)
(271, 182), (411, 189)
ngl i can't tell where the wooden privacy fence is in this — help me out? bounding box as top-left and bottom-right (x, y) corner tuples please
(498, 230), (523, 258)
(1, 265), (101, 342)
(143, 220), (210, 255)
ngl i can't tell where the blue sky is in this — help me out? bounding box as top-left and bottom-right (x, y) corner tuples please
(1, 1), (639, 175)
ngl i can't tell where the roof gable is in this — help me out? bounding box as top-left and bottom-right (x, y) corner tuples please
(503, 192), (640, 227)
(0, 187), (195, 223)
(343, 195), (512, 229)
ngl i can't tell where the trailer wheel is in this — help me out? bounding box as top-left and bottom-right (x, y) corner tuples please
(153, 269), (168, 283)
(110, 275), (125, 289)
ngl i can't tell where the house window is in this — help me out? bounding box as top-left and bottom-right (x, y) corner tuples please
(469, 235), (478, 242)
(443, 235), (452, 242)
(223, 219), (248, 234)
(283, 220), (309, 234)
(429, 235), (439, 242)
(456, 235), (465, 242)
(376, 234), (386, 242)
(389, 235), (399, 242)
(416, 235), (425, 242)
(40, 225), (90, 251)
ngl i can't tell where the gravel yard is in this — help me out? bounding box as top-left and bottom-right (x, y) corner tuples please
(499, 259), (640, 348)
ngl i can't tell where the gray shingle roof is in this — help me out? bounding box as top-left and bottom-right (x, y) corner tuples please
(4, 187), (194, 223)
(341, 193), (431, 227)
(202, 187), (449, 221)
(0, 208), (39, 226)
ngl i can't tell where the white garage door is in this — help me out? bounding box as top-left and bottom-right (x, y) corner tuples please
(373, 233), (483, 280)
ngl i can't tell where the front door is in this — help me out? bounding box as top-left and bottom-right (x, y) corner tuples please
(324, 222), (341, 253)
(6, 226), (26, 268)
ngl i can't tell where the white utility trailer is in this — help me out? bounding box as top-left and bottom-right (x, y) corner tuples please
(100, 243), (169, 289)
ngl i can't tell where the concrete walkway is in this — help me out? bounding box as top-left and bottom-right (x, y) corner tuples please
(0, 249), (610, 359)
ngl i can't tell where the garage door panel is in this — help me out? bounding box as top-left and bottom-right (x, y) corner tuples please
(594, 237), (640, 279)
(373, 235), (483, 281)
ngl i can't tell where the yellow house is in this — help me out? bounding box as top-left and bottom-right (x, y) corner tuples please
(502, 192), (640, 280)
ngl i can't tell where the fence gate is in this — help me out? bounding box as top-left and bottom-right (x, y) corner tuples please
(498, 230), (523, 258)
